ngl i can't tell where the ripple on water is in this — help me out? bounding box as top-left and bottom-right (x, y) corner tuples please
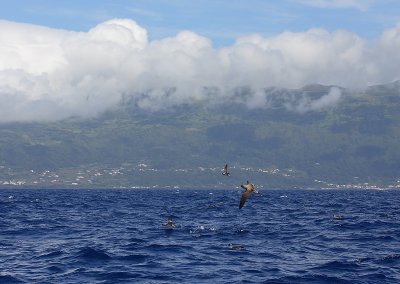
(0, 275), (25, 283)
(117, 253), (150, 263)
(76, 247), (112, 261)
(37, 250), (64, 259)
(47, 265), (65, 274)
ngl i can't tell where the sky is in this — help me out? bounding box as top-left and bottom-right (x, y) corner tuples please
(1, 0), (400, 122)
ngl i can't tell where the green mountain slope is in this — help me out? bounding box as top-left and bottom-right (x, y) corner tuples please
(1, 83), (400, 188)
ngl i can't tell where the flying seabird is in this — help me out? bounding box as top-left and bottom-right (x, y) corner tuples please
(239, 181), (258, 209)
(222, 164), (230, 176)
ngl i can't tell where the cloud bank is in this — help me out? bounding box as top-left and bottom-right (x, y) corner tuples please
(1, 19), (400, 122)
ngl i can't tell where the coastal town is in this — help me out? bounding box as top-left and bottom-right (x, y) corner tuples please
(1, 164), (399, 190)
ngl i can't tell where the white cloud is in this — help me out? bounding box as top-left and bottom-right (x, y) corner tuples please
(227, 28), (368, 87)
(0, 18), (400, 122)
(284, 87), (342, 113)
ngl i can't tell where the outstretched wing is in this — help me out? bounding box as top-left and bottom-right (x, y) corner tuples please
(248, 182), (255, 191)
(241, 181), (254, 191)
(239, 190), (251, 209)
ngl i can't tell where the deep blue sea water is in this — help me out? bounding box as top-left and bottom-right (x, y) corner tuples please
(0, 188), (399, 283)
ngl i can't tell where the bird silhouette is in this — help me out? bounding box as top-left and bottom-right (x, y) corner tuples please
(222, 164), (230, 176)
(239, 181), (258, 209)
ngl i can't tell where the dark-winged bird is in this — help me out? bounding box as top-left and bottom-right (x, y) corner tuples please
(163, 217), (176, 228)
(228, 243), (244, 250)
(222, 164), (230, 176)
(239, 181), (258, 209)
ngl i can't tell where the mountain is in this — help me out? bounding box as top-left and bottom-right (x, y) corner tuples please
(1, 83), (400, 189)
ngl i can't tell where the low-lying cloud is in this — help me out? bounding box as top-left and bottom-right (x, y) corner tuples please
(1, 19), (400, 122)
(284, 87), (342, 113)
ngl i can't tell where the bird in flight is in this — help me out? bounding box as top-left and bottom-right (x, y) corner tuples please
(239, 181), (258, 209)
(222, 164), (230, 176)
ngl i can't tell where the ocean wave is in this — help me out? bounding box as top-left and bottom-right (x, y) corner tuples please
(377, 253), (400, 264)
(0, 274), (25, 283)
(1, 188), (399, 283)
(76, 247), (112, 261)
(37, 250), (64, 259)
(117, 254), (150, 263)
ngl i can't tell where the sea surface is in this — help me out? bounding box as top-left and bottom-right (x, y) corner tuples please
(0, 188), (399, 283)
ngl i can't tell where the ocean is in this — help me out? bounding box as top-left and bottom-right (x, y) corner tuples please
(0, 188), (399, 283)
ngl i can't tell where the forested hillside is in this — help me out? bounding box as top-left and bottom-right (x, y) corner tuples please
(1, 83), (400, 188)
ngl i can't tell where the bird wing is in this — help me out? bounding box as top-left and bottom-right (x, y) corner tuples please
(241, 181), (254, 191)
(248, 183), (255, 191)
(239, 190), (251, 209)
(224, 164), (228, 173)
